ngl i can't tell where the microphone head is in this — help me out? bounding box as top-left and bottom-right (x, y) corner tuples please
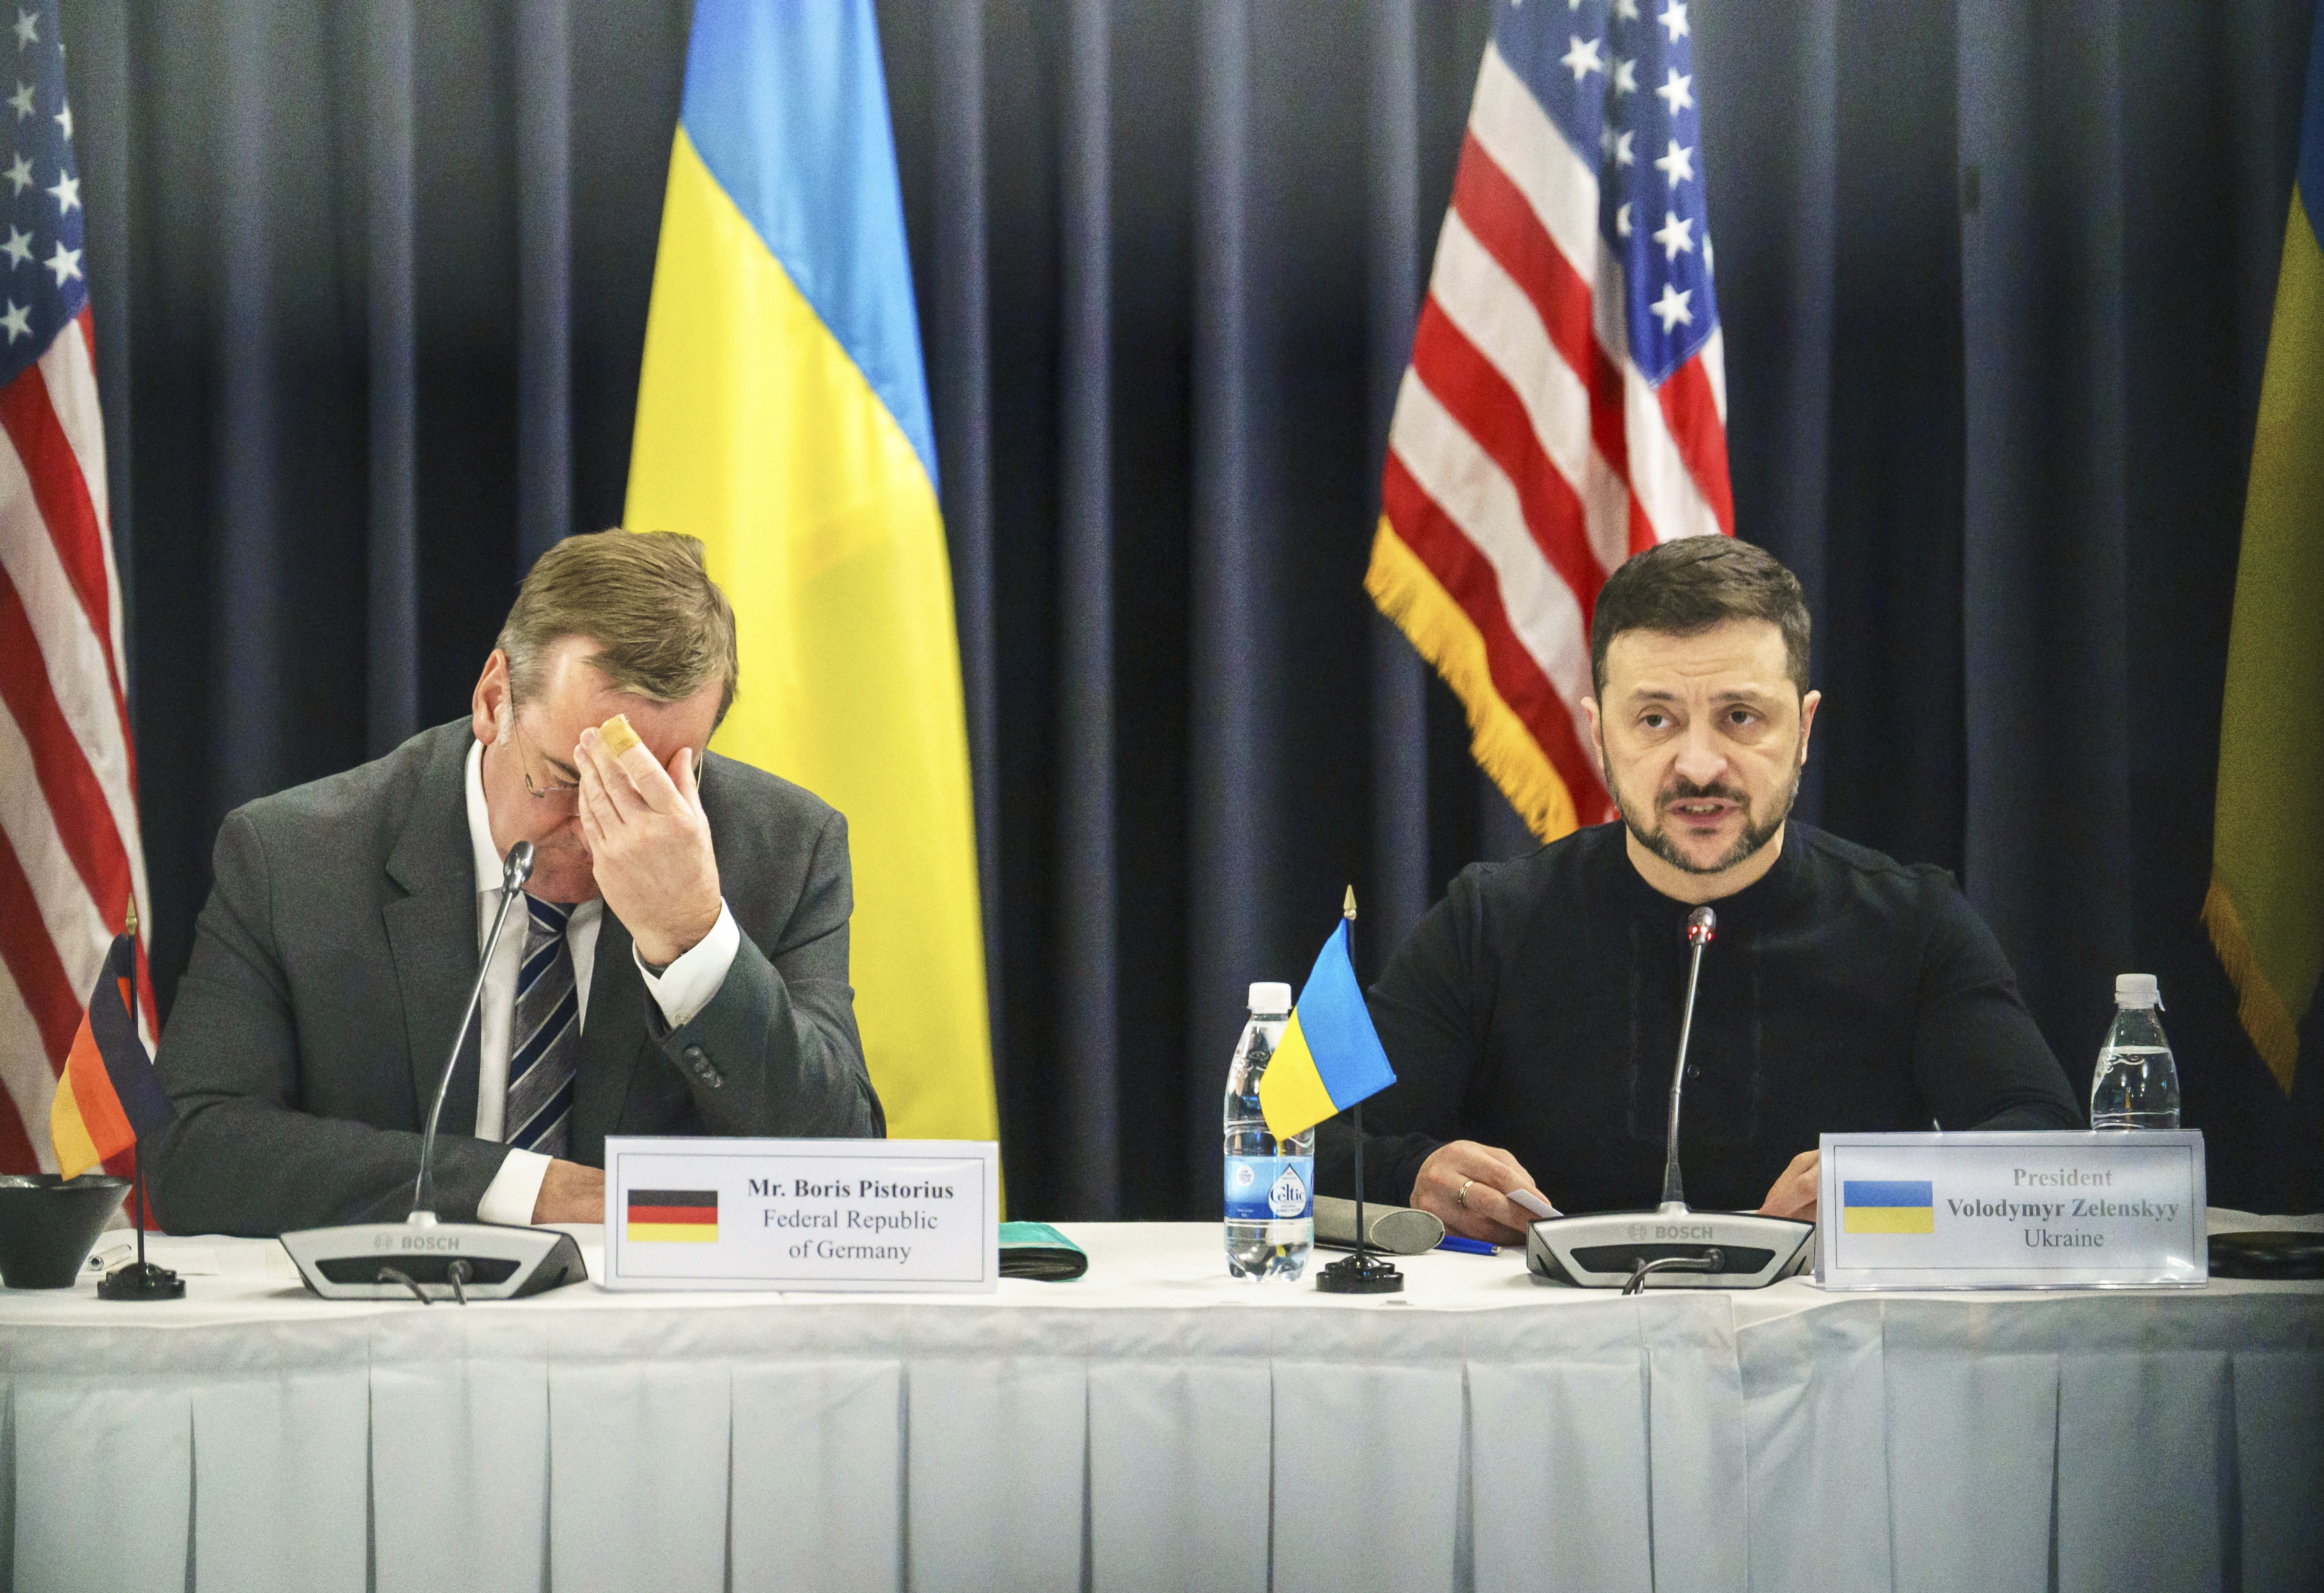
(1686, 905), (1716, 945)
(503, 840), (535, 889)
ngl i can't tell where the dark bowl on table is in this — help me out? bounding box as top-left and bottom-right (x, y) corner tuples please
(0, 1174), (129, 1288)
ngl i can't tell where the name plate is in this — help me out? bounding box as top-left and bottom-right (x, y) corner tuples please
(1816, 1131), (2205, 1290)
(601, 1137), (999, 1292)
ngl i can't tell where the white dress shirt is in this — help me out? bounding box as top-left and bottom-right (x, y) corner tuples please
(466, 740), (741, 1225)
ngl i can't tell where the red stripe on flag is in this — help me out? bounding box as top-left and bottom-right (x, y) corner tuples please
(0, 1080), (35, 1174)
(1449, 132), (1637, 507)
(60, 1020), (135, 1163)
(0, 360), (132, 748)
(1409, 300), (1609, 617)
(1382, 454), (1611, 820)
(0, 564), (134, 919)
(0, 828), (78, 1065)
(626, 1205), (718, 1226)
(1629, 497), (1658, 557)
(1657, 354), (1734, 538)
(70, 312), (140, 809)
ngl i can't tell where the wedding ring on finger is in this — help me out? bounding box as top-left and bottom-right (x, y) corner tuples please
(1457, 1178), (1474, 1209)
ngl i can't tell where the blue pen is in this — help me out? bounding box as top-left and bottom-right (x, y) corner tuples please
(1436, 1234), (1497, 1256)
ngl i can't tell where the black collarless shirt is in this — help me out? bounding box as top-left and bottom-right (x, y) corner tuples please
(1328, 822), (2080, 1214)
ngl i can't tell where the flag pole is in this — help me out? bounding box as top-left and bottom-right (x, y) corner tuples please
(99, 892), (183, 1301)
(1315, 887), (1402, 1295)
(127, 891), (145, 1268)
(126, 890), (147, 1269)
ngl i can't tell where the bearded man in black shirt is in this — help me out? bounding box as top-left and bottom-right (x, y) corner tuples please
(1336, 537), (2080, 1245)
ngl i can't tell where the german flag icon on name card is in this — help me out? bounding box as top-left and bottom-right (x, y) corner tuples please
(1842, 1180), (1935, 1235)
(626, 1189), (719, 1243)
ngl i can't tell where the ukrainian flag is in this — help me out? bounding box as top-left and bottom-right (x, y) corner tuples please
(626, 1), (997, 1146)
(1257, 920), (1399, 1141)
(2207, 21), (2324, 1098)
(1841, 1180), (1934, 1236)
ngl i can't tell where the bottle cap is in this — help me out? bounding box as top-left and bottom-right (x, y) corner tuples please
(2114, 973), (2161, 1007)
(1247, 982), (1293, 1015)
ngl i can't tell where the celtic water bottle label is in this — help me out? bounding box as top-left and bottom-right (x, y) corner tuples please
(1225, 1156), (1313, 1221)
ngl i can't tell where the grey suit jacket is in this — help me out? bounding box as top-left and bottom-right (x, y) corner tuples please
(149, 720), (883, 1236)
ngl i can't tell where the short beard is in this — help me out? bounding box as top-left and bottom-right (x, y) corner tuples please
(1603, 746), (1802, 878)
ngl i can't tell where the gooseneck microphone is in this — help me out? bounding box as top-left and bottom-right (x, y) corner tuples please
(1658, 906), (1716, 1211)
(278, 838), (587, 1302)
(1523, 900), (1814, 1290)
(411, 840), (533, 1222)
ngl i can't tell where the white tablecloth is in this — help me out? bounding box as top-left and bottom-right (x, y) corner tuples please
(0, 1223), (2316, 1593)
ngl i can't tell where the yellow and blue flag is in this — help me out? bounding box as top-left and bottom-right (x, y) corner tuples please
(626, 1), (997, 1145)
(1841, 1180), (1934, 1235)
(2207, 21), (2324, 1098)
(1257, 921), (1398, 1141)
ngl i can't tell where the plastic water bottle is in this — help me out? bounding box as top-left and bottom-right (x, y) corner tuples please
(1225, 981), (1314, 1280)
(2091, 974), (2181, 1129)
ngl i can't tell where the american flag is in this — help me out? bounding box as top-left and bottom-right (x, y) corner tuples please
(1368, 0), (1732, 839)
(0, 0), (150, 1174)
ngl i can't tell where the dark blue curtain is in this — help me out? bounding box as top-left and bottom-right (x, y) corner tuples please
(67, 0), (690, 1039)
(1704, 0), (2321, 1213)
(63, 0), (2320, 1221)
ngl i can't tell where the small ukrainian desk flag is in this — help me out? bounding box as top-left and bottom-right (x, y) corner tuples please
(1841, 1180), (1935, 1235)
(626, 0), (997, 1147)
(1257, 920), (1399, 1141)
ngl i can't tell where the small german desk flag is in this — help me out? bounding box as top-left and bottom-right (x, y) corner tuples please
(626, 1189), (719, 1244)
(49, 928), (172, 1180)
(1257, 919), (1399, 1142)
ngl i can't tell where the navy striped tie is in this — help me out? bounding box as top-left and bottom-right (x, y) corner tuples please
(506, 894), (578, 1158)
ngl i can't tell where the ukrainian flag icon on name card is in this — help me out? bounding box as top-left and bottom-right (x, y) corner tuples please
(1842, 1180), (1935, 1235)
(627, 1189), (720, 1243)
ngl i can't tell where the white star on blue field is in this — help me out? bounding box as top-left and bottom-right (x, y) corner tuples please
(0, 1), (84, 375)
(1498, 0), (1718, 383)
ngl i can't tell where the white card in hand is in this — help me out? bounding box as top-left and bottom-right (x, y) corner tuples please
(1505, 1187), (1559, 1220)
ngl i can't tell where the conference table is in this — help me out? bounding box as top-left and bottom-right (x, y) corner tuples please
(0, 1221), (2315, 1593)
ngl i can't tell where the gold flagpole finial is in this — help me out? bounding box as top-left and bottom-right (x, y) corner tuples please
(125, 891), (138, 938)
(1343, 885), (1358, 921)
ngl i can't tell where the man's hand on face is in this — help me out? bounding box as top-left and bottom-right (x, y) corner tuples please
(1411, 1140), (1550, 1245)
(1757, 1149), (1818, 1221)
(530, 1158), (605, 1225)
(574, 726), (723, 966)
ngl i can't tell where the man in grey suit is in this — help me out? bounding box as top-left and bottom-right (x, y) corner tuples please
(151, 530), (882, 1237)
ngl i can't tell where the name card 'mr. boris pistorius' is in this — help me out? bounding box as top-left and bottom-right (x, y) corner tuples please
(602, 1138), (999, 1292)
(1816, 1131), (2205, 1289)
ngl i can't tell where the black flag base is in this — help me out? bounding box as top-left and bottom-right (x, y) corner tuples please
(1315, 1250), (1404, 1293)
(99, 1154), (184, 1300)
(98, 1261), (184, 1301)
(1315, 1096), (1403, 1293)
